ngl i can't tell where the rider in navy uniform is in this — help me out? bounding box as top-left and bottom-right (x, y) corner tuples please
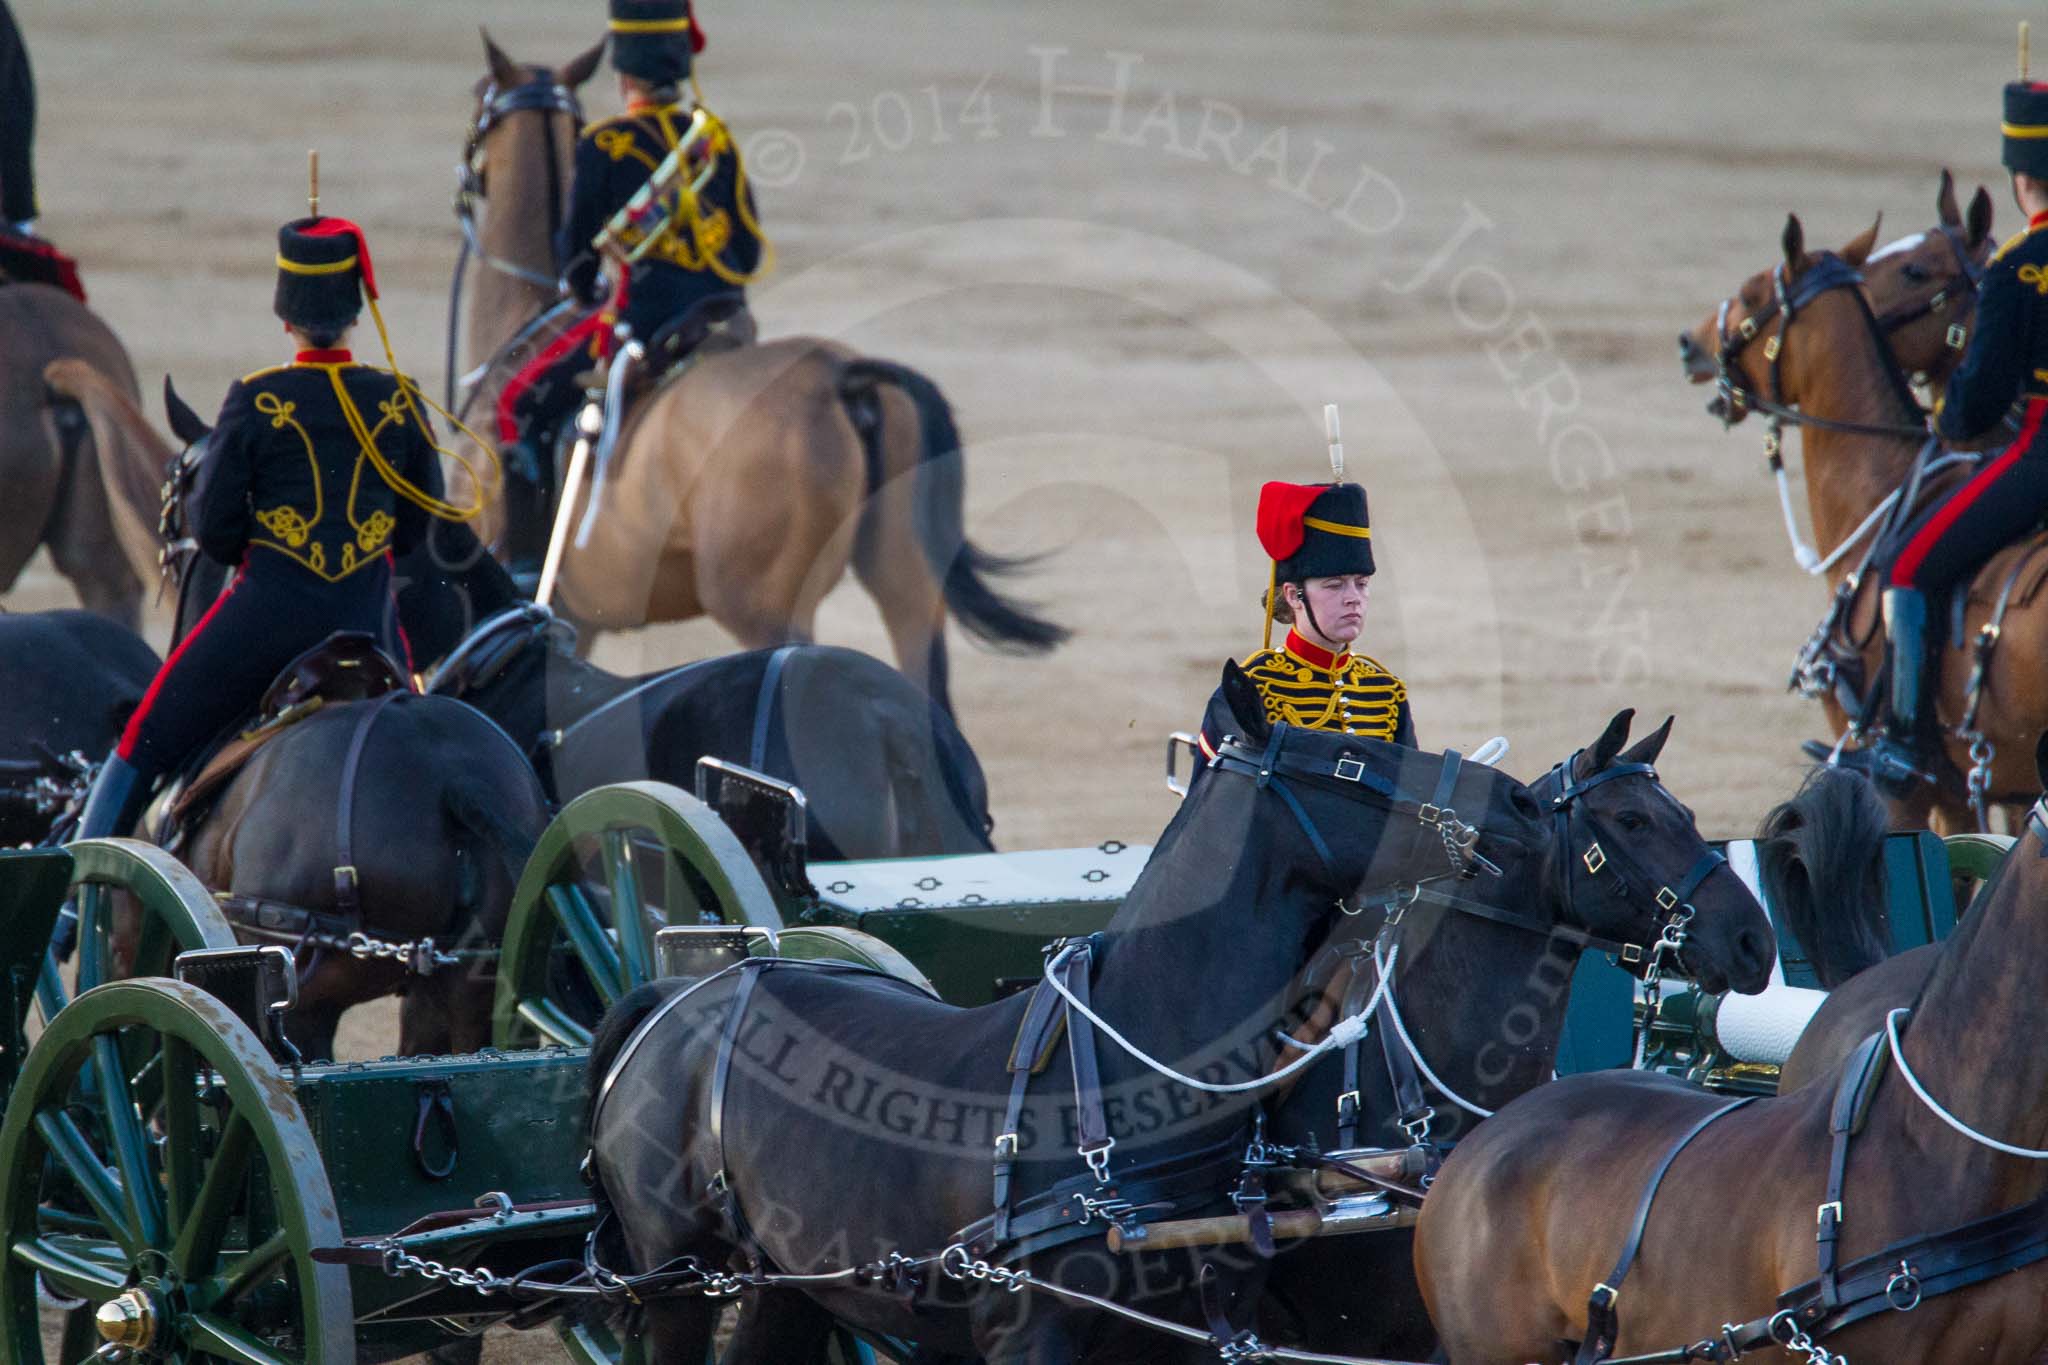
(496, 0), (766, 564)
(71, 214), (481, 840)
(1871, 77), (2048, 792)
(1195, 480), (1413, 781)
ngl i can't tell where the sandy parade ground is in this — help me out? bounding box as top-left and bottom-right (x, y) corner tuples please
(5, 1), (2029, 1357)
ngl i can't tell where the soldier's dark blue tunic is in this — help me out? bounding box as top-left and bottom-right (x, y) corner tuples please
(558, 103), (762, 337)
(117, 354), (442, 773)
(1891, 211), (2048, 591)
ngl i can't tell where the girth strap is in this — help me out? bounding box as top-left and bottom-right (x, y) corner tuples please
(1575, 1097), (1756, 1365)
(333, 691), (404, 920)
(1818, 1029), (1889, 1310)
(709, 961), (766, 1262)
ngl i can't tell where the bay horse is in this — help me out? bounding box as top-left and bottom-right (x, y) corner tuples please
(1414, 738), (2048, 1365)
(581, 673), (1775, 1364)
(395, 516), (995, 859)
(1676, 205), (2045, 835)
(0, 287), (145, 624)
(41, 364), (551, 1060)
(1243, 712), (1774, 1361)
(455, 34), (1066, 715)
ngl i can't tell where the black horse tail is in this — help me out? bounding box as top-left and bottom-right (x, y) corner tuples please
(583, 980), (692, 1312)
(1757, 766), (1892, 988)
(441, 775), (538, 882)
(840, 358), (1069, 655)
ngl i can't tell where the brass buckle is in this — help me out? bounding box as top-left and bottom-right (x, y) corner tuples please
(1417, 802), (1444, 826)
(1656, 886), (1679, 911)
(1816, 1200), (1842, 1230)
(1592, 1281), (1619, 1309)
(1762, 335), (1781, 361)
(994, 1132), (1019, 1160)
(1582, 843), (1607, 874)
(1738, 317), (1758, 340)
(1946, 323), (1968, 350)
(1620, 943), (1645, 965)
(1334, 758), (1366, 783)
(1335, 1089), (1361, 1116)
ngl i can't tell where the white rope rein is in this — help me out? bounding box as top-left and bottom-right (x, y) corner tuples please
(1039, 942), (1397, 1096)
(1886, 1007), (2048, 1160)
(1777, 464), (1900, 577)
(1373, 939), (1495, 1119)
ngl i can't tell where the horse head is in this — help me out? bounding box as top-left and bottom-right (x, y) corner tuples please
(1533, 709), (1776, 995)
(1678, 213), (1897, 429)
(464, 30), (604, 284)
(1859, 169), (1994, 394)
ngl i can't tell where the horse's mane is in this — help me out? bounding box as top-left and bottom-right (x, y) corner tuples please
(1757, 766), (1890, 988)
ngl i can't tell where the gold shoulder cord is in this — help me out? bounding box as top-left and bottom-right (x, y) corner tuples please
(655, 94), (773, 287)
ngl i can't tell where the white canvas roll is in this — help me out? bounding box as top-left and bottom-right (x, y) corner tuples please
(1715, 984), (1829, 1065)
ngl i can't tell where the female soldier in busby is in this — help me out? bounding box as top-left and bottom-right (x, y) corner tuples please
(71, 213), (489, 840)
(1870, 71), (2048, 793)
(1195, 479), (1414, 770)
(496, 0), (767, 560)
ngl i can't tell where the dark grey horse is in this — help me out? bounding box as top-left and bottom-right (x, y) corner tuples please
(1249, 712), (1775, 1360)
(580, 666), (1578, 1364)
(0, 608), (157, 844)
(395, 516), (995, 860)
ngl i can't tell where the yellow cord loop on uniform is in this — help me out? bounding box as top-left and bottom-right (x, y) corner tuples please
(1263, 560), (1277, 651)
(323, 297), (503, 523)
(650, 100), (772, 287)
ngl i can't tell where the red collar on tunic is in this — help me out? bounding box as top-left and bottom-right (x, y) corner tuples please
(2030, 209), (2048, 230)
(294, 348), (353, 364)
(1281, 630), (1350, 671)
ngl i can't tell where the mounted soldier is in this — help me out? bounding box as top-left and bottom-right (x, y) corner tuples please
(71, 207), (490, 841)
(1868, 75), (2048, 793)
(1195, 478), (1414, 776)
(495, 0), (766, 570)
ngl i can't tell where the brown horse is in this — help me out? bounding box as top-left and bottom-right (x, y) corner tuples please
(1414, 747), (2048, 1364)
(1676, 199), (2041, 835)
(456, 34), (1066, 715)
(0, 285), (145, 624)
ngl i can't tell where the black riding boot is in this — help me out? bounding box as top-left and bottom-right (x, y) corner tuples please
(1869, 587), (1935, 797)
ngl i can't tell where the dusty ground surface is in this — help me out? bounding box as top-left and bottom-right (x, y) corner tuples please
(8, 1), (2019, 1358)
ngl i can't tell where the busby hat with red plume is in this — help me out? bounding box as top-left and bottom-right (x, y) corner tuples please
(1258, 481), (1374, 583)
(610, 0), (702, 86)
(274, 216), (377, 332)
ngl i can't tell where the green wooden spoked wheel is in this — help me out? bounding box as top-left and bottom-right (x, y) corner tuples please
(0, 978), (352, 1363)
(1944, 831), (2016, 915)
(493, 782), (785, 1049)
(40, 839), (238, 1021)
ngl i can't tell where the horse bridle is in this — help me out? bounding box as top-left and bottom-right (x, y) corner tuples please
(1869, 221), (1987, 353)
(1211, 728), (1500, 887)
(1546, 753), (1728, 982)
(447, 72), (584, 407)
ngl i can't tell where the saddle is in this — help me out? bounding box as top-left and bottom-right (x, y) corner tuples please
(166, 633), (410, 830)
(0, 230), (86, 303)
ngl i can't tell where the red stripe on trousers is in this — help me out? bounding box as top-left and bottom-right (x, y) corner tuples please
(1891, 398), (2048, 588)
(117, 568), (244, 760)
(495, 312), (608, 443)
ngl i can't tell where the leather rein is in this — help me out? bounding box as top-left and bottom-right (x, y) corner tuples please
(446, 73), (584, 409)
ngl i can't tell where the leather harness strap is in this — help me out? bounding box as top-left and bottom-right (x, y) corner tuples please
(994, 937), (1103, 1242)
(333, 691), (405, 920)
(1575, 1097), (1758, 1365)
(749, 644), (798, 772)
(709, 960), (766, 1262)
(1818, 1030), (1890, 1310)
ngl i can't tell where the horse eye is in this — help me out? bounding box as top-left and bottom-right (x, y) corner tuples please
(1617, 811), (1648, 832)
(1901, 262), (1930, 283)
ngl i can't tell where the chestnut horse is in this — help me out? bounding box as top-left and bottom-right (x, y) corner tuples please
(1677, 198), (2043, 835)
(0, 285), (144, 623)
(1415, 742), (2048, 1364)
(453, 35), (1066, 715)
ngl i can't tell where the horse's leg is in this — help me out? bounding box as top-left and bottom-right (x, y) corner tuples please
(972, 1295), (1081, 1365)
(848, 382), (951, 712)
(641, 1296), (724, 1363)
(282, 1003), (343, 1064)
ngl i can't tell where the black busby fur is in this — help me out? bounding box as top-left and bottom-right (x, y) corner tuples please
(274, 218), (363, 333)
(1278, 483), (1375, 582)
(611, 0), (693, 86)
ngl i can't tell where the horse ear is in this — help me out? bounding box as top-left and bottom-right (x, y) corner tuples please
(163, 376), (210, 445)
(1936, 167), (1960, 226)
(1219, 660), (1271, 747)
(480, 26), (525, 90)
(1967, 186), (1994, 249)
(560, 35), (606, 88)
(1575, 708), (1636, 779)
(1781, 213), (1807, 277)
(1619, 714), (1675, 768)
(1841, 213), (1882, 269)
